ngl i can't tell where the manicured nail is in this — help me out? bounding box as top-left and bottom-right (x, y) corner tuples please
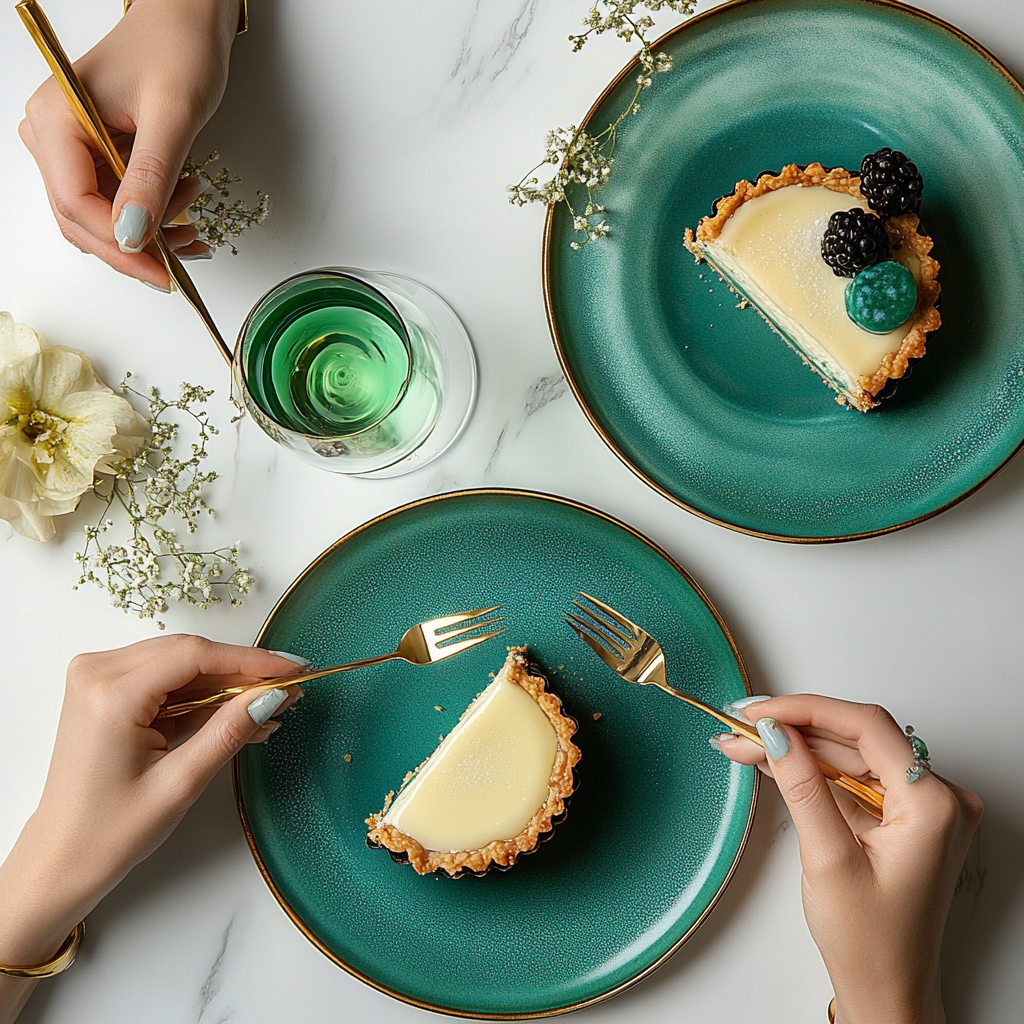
(271, 650), (309, 666)
(114, 205), (151, 253)
(248, 687), (288, 726)
(179, 249), (214, 262)
(708, 732), (737, 752)
(141, 280), (171, 293)
(756, 717), (790, 760)
(723, 694), (772, 720)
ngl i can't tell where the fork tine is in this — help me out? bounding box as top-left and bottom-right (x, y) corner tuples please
(566, 621), (624, 673)
(432, 628), (506, 659)
(435, 616), (503, 641)
(429, 605), (503, 633)
(571, 600), (633, 646)
(565, 612), (626, 657)
(578, 592), (642, 636)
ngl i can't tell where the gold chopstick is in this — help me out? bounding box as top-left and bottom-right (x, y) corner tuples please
(16, 0), (233, 365)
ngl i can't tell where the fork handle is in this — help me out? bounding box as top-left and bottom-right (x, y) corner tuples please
(653, 683), (885, 820)
(154, 653), (398, 719)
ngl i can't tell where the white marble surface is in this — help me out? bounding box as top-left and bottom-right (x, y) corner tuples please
(1, 1), (1023, 1020)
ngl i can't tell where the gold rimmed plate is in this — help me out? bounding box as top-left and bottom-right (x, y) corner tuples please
(235, 489), (756, 1017)
(545, 0), (1024, 541)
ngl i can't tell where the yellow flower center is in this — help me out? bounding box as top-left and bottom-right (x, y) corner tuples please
(18, 408), (70, 465)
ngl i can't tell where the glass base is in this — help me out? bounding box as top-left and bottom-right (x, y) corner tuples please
(352, 273), (477, 479)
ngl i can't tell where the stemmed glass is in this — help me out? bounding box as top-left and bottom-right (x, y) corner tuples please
(234, 268), (476, 476)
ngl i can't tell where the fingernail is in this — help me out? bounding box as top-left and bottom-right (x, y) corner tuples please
(723, 694), (772, 720)
(248, 687), (288, 726)
(164, 206), (201, 227)
(756, 717), (790, 760)
(141, 280), (171, 293)
(114, 205), (151, 253)
(271, 650), (309, 667)
(179, 249), (214, 262)
(708, 732), (737, 752)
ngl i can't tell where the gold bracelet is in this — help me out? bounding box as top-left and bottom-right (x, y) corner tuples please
(0, 921), (85, 979)
(123, 0), (247, 35)
(828, 996), (836, 1023)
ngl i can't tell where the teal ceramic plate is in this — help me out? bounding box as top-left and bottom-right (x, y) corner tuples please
(545, 0), (1024, 541)
(236, 490), (756, 1018)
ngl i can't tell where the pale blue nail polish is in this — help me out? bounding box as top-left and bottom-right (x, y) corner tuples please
(248, 687), (288, 726)
(271, 650), (309, 667)
(114, 204), (150, 253)
(179, 250), (214, 262)
(141, 280), (171, 293)
(756, 717), (790, 760)
(707, 732), (737, 752)
(723, 694), (772, 719)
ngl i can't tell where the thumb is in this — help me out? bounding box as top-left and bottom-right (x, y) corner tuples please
(753, 716), (865, 877)
(162, 685), (294, 800)
(111, 108), (196, 253)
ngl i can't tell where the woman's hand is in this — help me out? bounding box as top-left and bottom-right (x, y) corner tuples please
(19, 0), (242, 289)
(713, 696), (982, 1024)
(0, 635), (303, 993)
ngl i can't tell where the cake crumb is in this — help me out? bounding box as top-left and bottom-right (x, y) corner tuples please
(736, 299), (750, 309)
(434, 705), (443, 712)
(593, 712), (602, 721)
(488, 672), (495, 678)
(558, 665), (564, 671)
(439, 734), (444, 742)
(344, 753), (352, 763)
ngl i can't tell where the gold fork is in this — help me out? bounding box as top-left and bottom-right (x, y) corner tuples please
(156, 606), (505, 719)
(566, 593), (885, 820)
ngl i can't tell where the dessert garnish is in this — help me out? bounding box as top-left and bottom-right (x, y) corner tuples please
(366, 646), (580, 878)
(858, 147), (923, 217)
(820, 208), (892, 277)
(845, 262), (919, 334)
(684, 150), (940, 411)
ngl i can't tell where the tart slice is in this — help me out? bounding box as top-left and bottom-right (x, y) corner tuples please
(684, 153), (941, 411)
(366, 646), (580, 877)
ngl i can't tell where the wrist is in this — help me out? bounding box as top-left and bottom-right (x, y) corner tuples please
(831, 976), (944, 1024)
(0, 816), (102, 966)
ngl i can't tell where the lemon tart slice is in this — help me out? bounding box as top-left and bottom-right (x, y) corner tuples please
(685, 160), (941, 411)
(366, 646), (580, 877)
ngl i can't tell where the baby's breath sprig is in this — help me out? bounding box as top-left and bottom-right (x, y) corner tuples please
(182, 152), (269, 255)
(507, 0), (694, 248)
(75, 377), (255, 630)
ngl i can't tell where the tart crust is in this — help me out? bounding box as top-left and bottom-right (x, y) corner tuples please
(365, 646), (581, 878)
(684, 162), (941, 412)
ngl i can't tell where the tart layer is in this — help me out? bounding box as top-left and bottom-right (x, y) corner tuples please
(685, 163), (941, 411)
(366, 646), (580, 877)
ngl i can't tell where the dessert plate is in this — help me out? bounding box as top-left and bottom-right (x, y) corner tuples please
(545, 0), (1024, 541)
(235, 489), (756, 1018)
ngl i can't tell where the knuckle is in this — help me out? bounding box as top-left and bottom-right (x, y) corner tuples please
(931, 785), (961, 827)
(214, 716), (250, 759)
(125, 147), (174, 193)
(864, 702), (896, 729)
(50, 190), (80, 226)
(783, 770), (825, 810)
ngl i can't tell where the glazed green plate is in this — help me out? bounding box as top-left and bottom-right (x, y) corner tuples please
(545, 0), (1024, 541)
(236, 490), (755, 1018)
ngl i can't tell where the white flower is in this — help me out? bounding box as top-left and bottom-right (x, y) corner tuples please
(0, 313), (149, 541)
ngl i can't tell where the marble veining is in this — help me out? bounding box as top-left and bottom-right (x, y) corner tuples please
(449, 0), (541, 92)
(485, 372), (567, 473)
(197, 915), (235, 1022)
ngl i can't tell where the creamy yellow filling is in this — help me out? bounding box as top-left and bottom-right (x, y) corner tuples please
(710, 185), (920, 381)
(382, 675), (558, 853)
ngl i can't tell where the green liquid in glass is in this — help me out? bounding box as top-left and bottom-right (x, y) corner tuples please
(244, 277), (411, 437)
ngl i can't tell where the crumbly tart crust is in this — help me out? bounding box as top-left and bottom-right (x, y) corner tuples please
(365, 646), (581, 878)
(684, 162), (941, 412)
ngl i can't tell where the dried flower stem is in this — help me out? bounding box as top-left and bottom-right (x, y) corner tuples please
(182, 152), (269, 255)
(75, 378), (254, 629)
(507, 0), (695, 248)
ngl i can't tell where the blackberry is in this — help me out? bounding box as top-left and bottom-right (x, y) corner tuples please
(859, 148), (923, 217)
(820, 209), (891, 277)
